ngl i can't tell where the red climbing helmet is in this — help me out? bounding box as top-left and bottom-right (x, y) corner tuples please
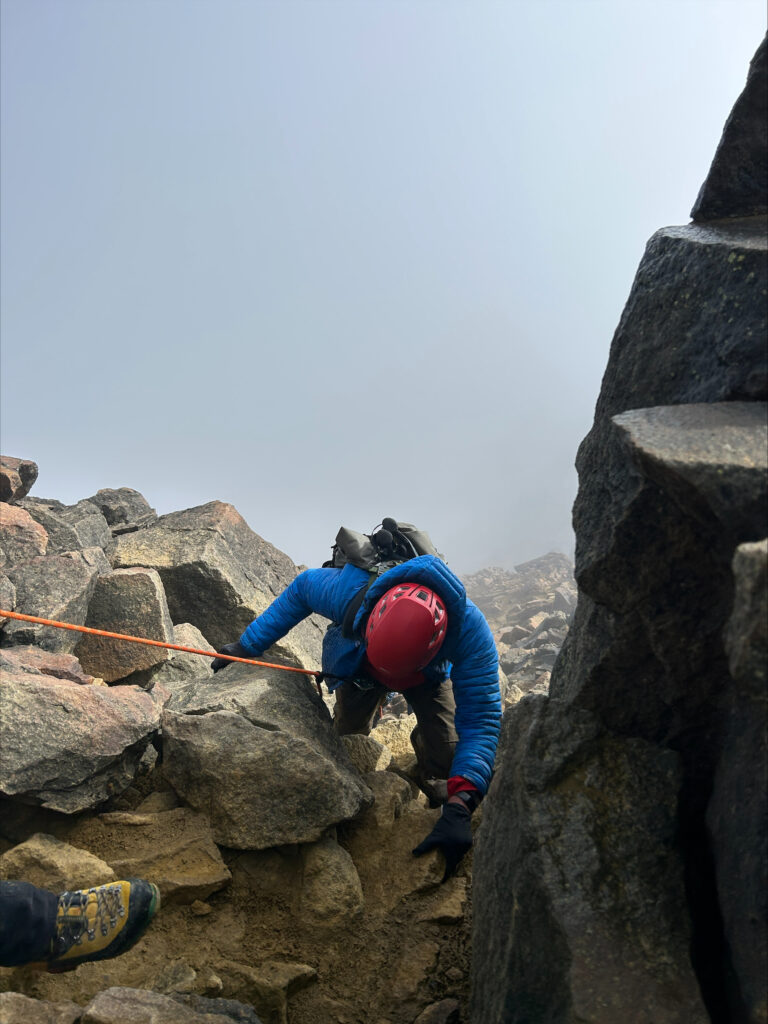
(365, 583), (448, 684)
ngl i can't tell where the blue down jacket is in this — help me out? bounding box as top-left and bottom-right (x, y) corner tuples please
(239, 555), (501, 794)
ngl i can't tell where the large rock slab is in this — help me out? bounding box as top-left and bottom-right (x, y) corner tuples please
(1, 550), (104, 652)
(553, 403), (767, 743)
(66, 806), (231, 904)
(107, 806), (231, 905)
(573, 219), (766, 585)
(0, 676), (160, 812)
(80, 988), (265, 1024)
(0, 502), (48, 567)
(706, 539), (768, 1023)
(611, 402), (767, 539)
(692, 36), (767, 221)
(212, 961), (313, 1024)
(162, 664), (371, 848)
(0, 646), (94, 684)
(0, 832), (116, 890)
(471, 696), (708, 1024)
(0, 651), (69, 694)
(74, 567), (174, 682)
(298, 833), (364, 926)
(545, 406), (766, 1014)
(19, 497), (112, 554)
(546, 412), (767, 1017)
(343, 802), (444, 916)
(112, 500), (325, 662)
(0, 992), (81, 1024)
(0, 455), (38, 503)
(85, 486), (158, 535)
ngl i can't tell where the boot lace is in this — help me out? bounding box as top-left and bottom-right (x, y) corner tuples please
(57, 883), (126, 948)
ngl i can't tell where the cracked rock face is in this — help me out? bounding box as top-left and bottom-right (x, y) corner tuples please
(472, 697), (708, 1024)
(0, 677), (160, 813)
(472, 36), (768, 1024)
(553, 402), (767, 743)
(707, 539), (768, 1024)
(574, 218), (766, 594)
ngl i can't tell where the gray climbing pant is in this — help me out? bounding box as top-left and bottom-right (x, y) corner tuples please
(332, 676), (458, 787)
(0, 880), (57, 966)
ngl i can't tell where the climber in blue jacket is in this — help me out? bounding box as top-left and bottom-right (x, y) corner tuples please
(212, 553), (502, 877)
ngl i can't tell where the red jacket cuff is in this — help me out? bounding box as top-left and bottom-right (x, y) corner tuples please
(447, 776), (481, 798)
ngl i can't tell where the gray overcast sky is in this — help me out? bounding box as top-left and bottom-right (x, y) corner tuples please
(1, 1), (765, 574)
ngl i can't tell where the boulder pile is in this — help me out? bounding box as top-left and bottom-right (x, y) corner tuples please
(0, 478), (331, 820)
(464, 554), (576, 701)
(0, 467), (475, 1023)
(472, 36), (767, 1024)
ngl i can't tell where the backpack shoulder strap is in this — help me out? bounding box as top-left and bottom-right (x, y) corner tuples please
(341, 571), (378, 638)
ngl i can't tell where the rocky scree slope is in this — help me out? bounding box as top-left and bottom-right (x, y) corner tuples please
(471, 36), (768, 1024)
(464, 554), (576, 704)
(0, 469), (563, 1024)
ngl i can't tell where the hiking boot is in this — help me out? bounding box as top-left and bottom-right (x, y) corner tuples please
(47, 878), (160, 971)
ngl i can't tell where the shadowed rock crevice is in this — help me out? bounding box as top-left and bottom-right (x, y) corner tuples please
(680, 783), (749, 1024)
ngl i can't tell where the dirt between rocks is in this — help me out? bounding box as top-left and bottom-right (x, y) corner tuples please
(0, 771), (477, 1024)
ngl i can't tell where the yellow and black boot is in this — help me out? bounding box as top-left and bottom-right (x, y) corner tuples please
(47, 879), (160, 972)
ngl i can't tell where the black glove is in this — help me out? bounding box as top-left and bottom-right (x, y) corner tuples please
(211, 641), (248, 673)
(412, 801), (473, 880)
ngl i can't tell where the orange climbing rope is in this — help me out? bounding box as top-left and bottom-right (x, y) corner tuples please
(0, 610), (320, 678)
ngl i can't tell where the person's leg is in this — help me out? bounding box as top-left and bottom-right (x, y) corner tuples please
(332, 678), (389, 736)
(406, 679), (458, 803)
(50, 878), (159, 970)
(0, 878), (160, 970)
(0, 881), (58, 967)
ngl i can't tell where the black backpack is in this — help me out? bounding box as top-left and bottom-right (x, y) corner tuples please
(322, 519), (443, 638)
(322, 518), (441, 571)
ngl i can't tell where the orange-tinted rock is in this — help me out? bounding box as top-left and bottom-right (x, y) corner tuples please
(0, 456), (38, 503)
(0, 646), (94, 684)
(0, 502), (48, 568)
